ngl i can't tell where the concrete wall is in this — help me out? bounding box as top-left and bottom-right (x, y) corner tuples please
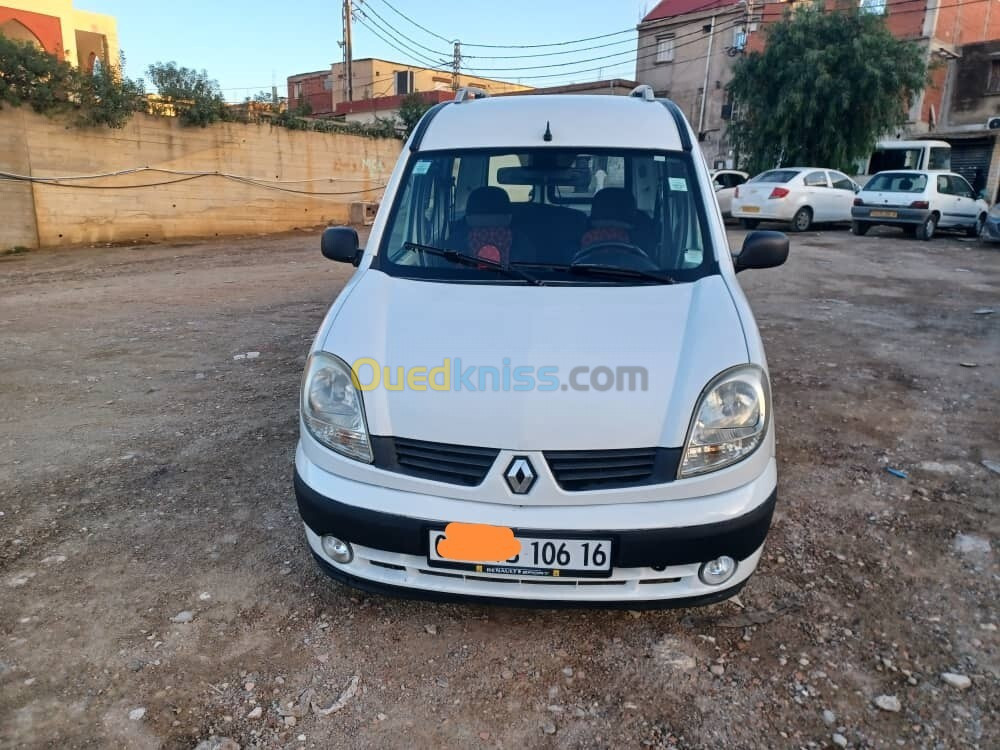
(0, 109), (402, 249)
(945, 40), (1000, 125)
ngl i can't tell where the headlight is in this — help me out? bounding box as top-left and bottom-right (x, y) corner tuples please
(679, 365), (769, 478)
(301, 352), (372, 463)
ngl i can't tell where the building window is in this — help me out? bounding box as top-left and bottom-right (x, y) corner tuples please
(656, 35), (675, 63)
(394, 70), (414, 95)
(732, 29), (747, 52)
(859, 0), (887, 14)
(989, 60), (1000, 94)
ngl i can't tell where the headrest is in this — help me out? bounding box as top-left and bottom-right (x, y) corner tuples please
(466, 187), (511, 227)
(590, 188), (635, 229)
(899, 178), (913, 191)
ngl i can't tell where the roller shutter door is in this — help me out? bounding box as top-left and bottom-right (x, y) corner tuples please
(947, 137), (993, 189)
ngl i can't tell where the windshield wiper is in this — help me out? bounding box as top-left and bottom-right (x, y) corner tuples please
(513, 261), (675, 285)
(403, 242), (543, 286)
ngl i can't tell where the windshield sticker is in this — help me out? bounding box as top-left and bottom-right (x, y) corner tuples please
(668, 177), (688, 192)
(412, 160), (431, 175)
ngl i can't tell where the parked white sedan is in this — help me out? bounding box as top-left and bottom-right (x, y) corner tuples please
(851, 170), (989, 240)
(711, 169), (749, 218)
(731, 167), (858, 232)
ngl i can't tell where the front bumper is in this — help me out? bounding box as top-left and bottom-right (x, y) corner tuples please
(852, 205), (929, 225)
(294, 448), (777, 606)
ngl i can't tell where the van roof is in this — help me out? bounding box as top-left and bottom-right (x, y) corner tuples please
(415, 94), (688, 153)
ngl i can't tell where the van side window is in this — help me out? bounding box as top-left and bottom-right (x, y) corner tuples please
(937, 175), (951, 194)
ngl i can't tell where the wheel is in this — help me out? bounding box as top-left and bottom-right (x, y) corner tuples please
(740, 218), (759, 230)
(790, 207), (812, 232)
(915, 214), (937, 241)
(967, 214), (985, 239)
(851, 220), (870, 236)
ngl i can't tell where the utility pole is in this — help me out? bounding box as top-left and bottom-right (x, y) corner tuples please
(452, 40), (461, 90)
(343, 0), (354, 102)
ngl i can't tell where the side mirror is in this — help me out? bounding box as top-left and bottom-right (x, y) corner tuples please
(733, 230), (788, 272)
(321, 226), (362, 265)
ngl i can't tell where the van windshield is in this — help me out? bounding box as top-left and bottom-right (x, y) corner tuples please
(375, 149), (715, 285)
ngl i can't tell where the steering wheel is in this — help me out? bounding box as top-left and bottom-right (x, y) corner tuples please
(574, 240), (650, 265)
(573, 240), (656, 268)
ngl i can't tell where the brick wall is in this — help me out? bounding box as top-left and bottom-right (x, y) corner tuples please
(0, 109), (402, 249)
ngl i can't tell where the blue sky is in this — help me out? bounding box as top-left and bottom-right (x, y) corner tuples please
(83, 0), (651, 99)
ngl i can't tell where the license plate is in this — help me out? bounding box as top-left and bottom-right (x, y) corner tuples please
(741, 205), (760, 213)
(427, 529), (613, 578)
(870, 209), (897, 218)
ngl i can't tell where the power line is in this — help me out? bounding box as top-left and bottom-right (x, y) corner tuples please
(376, 0), (639, 50)
(360, 0), (641, 61)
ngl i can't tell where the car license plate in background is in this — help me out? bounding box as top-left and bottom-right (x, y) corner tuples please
(741, 205), (761, 213)
(427, 530), (613, 577)
(871, 210), (898, 218)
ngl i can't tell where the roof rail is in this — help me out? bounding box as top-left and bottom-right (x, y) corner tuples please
(454, 87), (489, 103)
(629, 84), (656, 102)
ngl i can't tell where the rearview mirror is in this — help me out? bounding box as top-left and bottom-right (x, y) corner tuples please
(321, 227), (362, 265)
(733, 230), (788, 272)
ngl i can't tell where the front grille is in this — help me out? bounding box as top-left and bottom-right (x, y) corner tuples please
(544, 447), (681, 491)
(371, 436), (499, 486)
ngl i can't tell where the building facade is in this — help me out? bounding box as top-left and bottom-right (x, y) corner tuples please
(0, 0), (118, 72)
(288, 58), (532, 120)
(750, 1), (1000, 198)
(635, 0), (746, 169)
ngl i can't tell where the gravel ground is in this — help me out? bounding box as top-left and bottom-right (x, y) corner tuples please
(1, 226), (997, 749)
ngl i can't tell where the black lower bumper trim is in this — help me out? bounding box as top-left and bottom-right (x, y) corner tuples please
(294, 470), (776, 568)
(310, 552), (748, 610)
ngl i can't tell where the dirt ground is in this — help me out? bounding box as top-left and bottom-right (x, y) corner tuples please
(1, 225), (997, 750)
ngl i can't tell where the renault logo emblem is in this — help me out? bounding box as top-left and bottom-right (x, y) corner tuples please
(505, 456), (536, 495)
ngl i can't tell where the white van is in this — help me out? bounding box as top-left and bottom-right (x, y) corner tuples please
(862, 139), (951, 176)
(295, 86), (788, 607)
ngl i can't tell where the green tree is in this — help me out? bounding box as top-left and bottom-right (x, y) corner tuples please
(0, 32), (75, 112)
(397, 92), (431, 137)
(146, 61), (231, 126)
(75, 54), (146, 128)
(727, 2), (926, 174)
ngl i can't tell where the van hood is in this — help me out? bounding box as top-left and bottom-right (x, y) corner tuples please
(321, 271), (749, 450)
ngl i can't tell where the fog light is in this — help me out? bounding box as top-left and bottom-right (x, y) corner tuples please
(321, 535), (353, 564)
(699, 556), (737, 586)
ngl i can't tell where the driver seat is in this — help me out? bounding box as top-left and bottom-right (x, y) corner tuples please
(581, 188), (634, 250)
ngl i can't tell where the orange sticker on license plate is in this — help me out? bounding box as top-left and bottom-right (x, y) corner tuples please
(435, 522), (521, 562)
